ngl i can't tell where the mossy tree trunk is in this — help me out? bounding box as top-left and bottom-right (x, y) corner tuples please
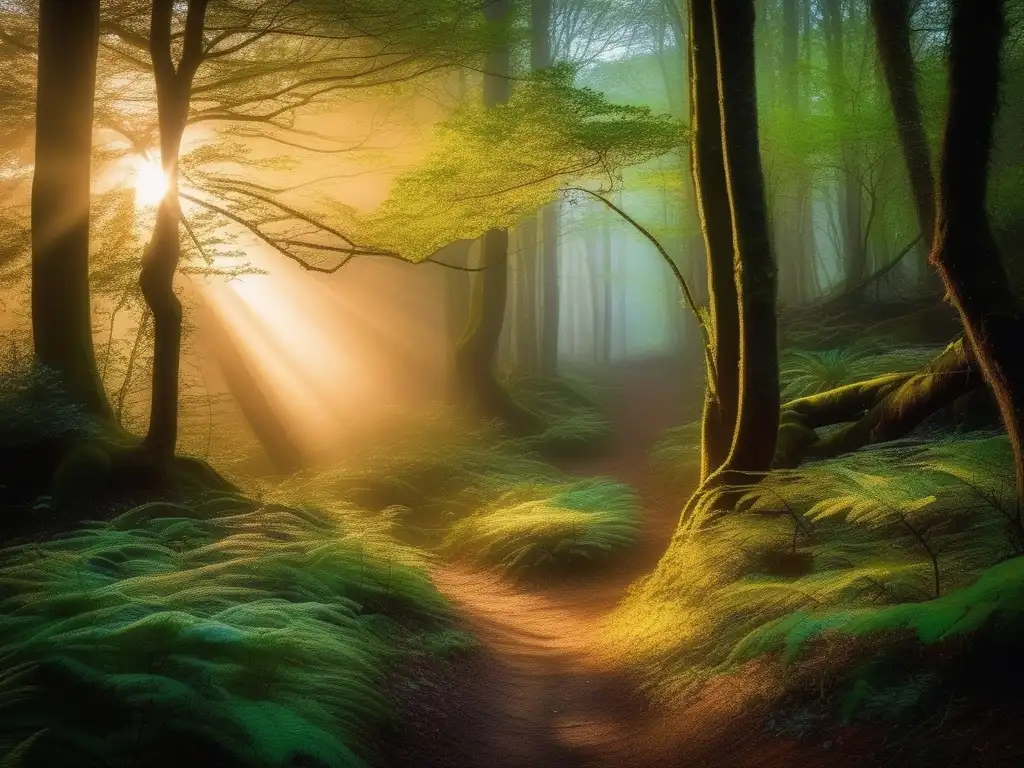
(711, 0), (779, 476)
(31, 0), (111, 420)
(689, 0), (739, 482)
(776, 339), (982, 467)
(681, 0), (779, 528)
(141, 0), (208, 457)
(455, 0), (540, 434)
(932, 0), (1024, 502)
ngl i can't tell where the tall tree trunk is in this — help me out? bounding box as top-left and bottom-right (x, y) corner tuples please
(601, 211), (613, 365)
(442, 240), (473, 401)
(141, 0), (208, 457)
(824, 0), (866, 294)
(933, 0), (1024, 501)
(776, 0), (805, 305)
(534, 0), (560, 377)
(690, 0), (740, 481)
(514, 218), (540, 372)
(31, 0), (111, 419)
(455, 0), (539, 433)
(869, 0), (938, 288)
(712, 0), (780, 476)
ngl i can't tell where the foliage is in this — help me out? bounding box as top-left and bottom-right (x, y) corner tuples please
(507, 374), (611, 458)
(267, 402), (634, 575)
(0, 492), (452, 767)
(609, 432), (1016, 707)
(779, 343), (945, 400)
(362, 66), (683, 260)
(0, 362), (97, 449)
(650, 420), (702, 485)
(443, 476), (638, 575)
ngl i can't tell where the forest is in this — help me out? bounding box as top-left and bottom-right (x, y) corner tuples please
(0, 0), (1022, 766)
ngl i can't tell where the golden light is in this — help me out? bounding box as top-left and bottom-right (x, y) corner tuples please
(131, 153), (169, 206)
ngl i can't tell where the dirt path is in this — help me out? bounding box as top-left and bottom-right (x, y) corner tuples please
(377, 360), (699, 768)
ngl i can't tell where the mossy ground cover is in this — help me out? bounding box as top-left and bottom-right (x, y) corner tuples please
(613, 416), (1019, 727)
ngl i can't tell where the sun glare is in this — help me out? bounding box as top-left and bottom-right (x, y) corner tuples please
(131, 154), (169, 206)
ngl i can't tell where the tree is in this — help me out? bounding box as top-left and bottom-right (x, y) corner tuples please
(682, 0), (779, 526)
(708, 0), (779, 478)
(823, 0), (867, 294)
(139, 0), (209, 457)
(870, 0), (936, 284)
(94, 0), (496, 455)
(688, 0), (739, 482)
(30, 0), (111, 419)
(931, 0), (1024, 502)
(453, 0), (541, 432)
(534, 0), (561, 377)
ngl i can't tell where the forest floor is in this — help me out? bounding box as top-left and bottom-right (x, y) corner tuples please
(374, 360), (876, 768)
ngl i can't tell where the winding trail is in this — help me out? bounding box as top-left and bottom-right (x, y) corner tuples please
(378, 360), (702, 768)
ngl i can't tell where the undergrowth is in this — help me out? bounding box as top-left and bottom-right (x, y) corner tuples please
(507, 374), (611, 458)
(612, 431), (1017, 721)
(0, 494), (451, 767)
(443, 476), (638, 575)
(779, 341), (942, 400)
(265, 404), (636, 576)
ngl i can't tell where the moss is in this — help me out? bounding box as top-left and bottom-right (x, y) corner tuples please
(608, 431), (1016, 705)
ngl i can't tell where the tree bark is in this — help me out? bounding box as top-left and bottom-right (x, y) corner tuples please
(31, 0), (111, 419)
(711, 0), (780, 476)
(932, 0), (1024, 501)
(689, 0), (740, 482)
(141, 0), (209, 457)
(869, 0), (937, 286)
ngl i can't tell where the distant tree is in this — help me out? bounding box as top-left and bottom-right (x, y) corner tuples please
(535, 0), (561, 377)
(453, 0), (541, 432)
(870, 0), (936, 285)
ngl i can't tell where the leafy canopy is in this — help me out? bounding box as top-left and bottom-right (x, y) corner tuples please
(362, 65), (684, 260)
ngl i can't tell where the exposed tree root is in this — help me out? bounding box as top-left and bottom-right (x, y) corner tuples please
(775, 338), (984, 467)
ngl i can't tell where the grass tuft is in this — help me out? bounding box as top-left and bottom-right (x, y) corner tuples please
(442, 477), (639, 575)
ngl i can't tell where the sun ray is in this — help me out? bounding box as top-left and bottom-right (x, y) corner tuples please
(130, 153), (169, 206)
